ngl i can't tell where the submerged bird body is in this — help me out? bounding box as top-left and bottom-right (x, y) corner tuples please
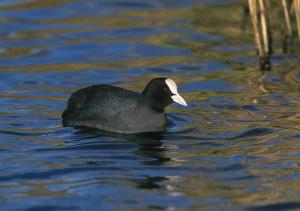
(62, 78), (186, 134)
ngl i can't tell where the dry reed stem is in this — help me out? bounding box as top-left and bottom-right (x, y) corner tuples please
(295, 0), (300, 40)
(248, 0), (263, 57)
(258, 0), (269, 55)
(282, 0), (292, 36)
(248, 0), (300, 70)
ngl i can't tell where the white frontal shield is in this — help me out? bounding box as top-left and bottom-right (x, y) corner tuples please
(165, 79), (187, 106)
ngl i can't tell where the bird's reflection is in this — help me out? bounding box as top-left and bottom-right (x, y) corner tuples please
(73, 127), (171, 190)
(73, 128), (171, 165)
(133, 176), (168, 190)
(127, 132), (171, 165)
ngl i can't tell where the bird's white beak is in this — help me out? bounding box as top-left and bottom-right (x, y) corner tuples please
(165, 78), (187, 107)
(171, 94), (187, 106)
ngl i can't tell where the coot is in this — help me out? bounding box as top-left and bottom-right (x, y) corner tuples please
(62, 78), (187, 133)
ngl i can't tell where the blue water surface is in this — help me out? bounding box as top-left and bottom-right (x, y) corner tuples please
(0, 0), (300, 210)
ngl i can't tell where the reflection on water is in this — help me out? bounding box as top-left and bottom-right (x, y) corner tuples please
(0, 0), (300, 210)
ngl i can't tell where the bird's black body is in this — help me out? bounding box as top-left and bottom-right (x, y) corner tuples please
(62, 78), (181, 134)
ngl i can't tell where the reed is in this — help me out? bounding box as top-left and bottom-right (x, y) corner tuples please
(295, 0), (300, 39)
(248, 0), (300, 70)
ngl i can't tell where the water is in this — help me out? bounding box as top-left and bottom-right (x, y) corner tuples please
(0, 0), (300, 210)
